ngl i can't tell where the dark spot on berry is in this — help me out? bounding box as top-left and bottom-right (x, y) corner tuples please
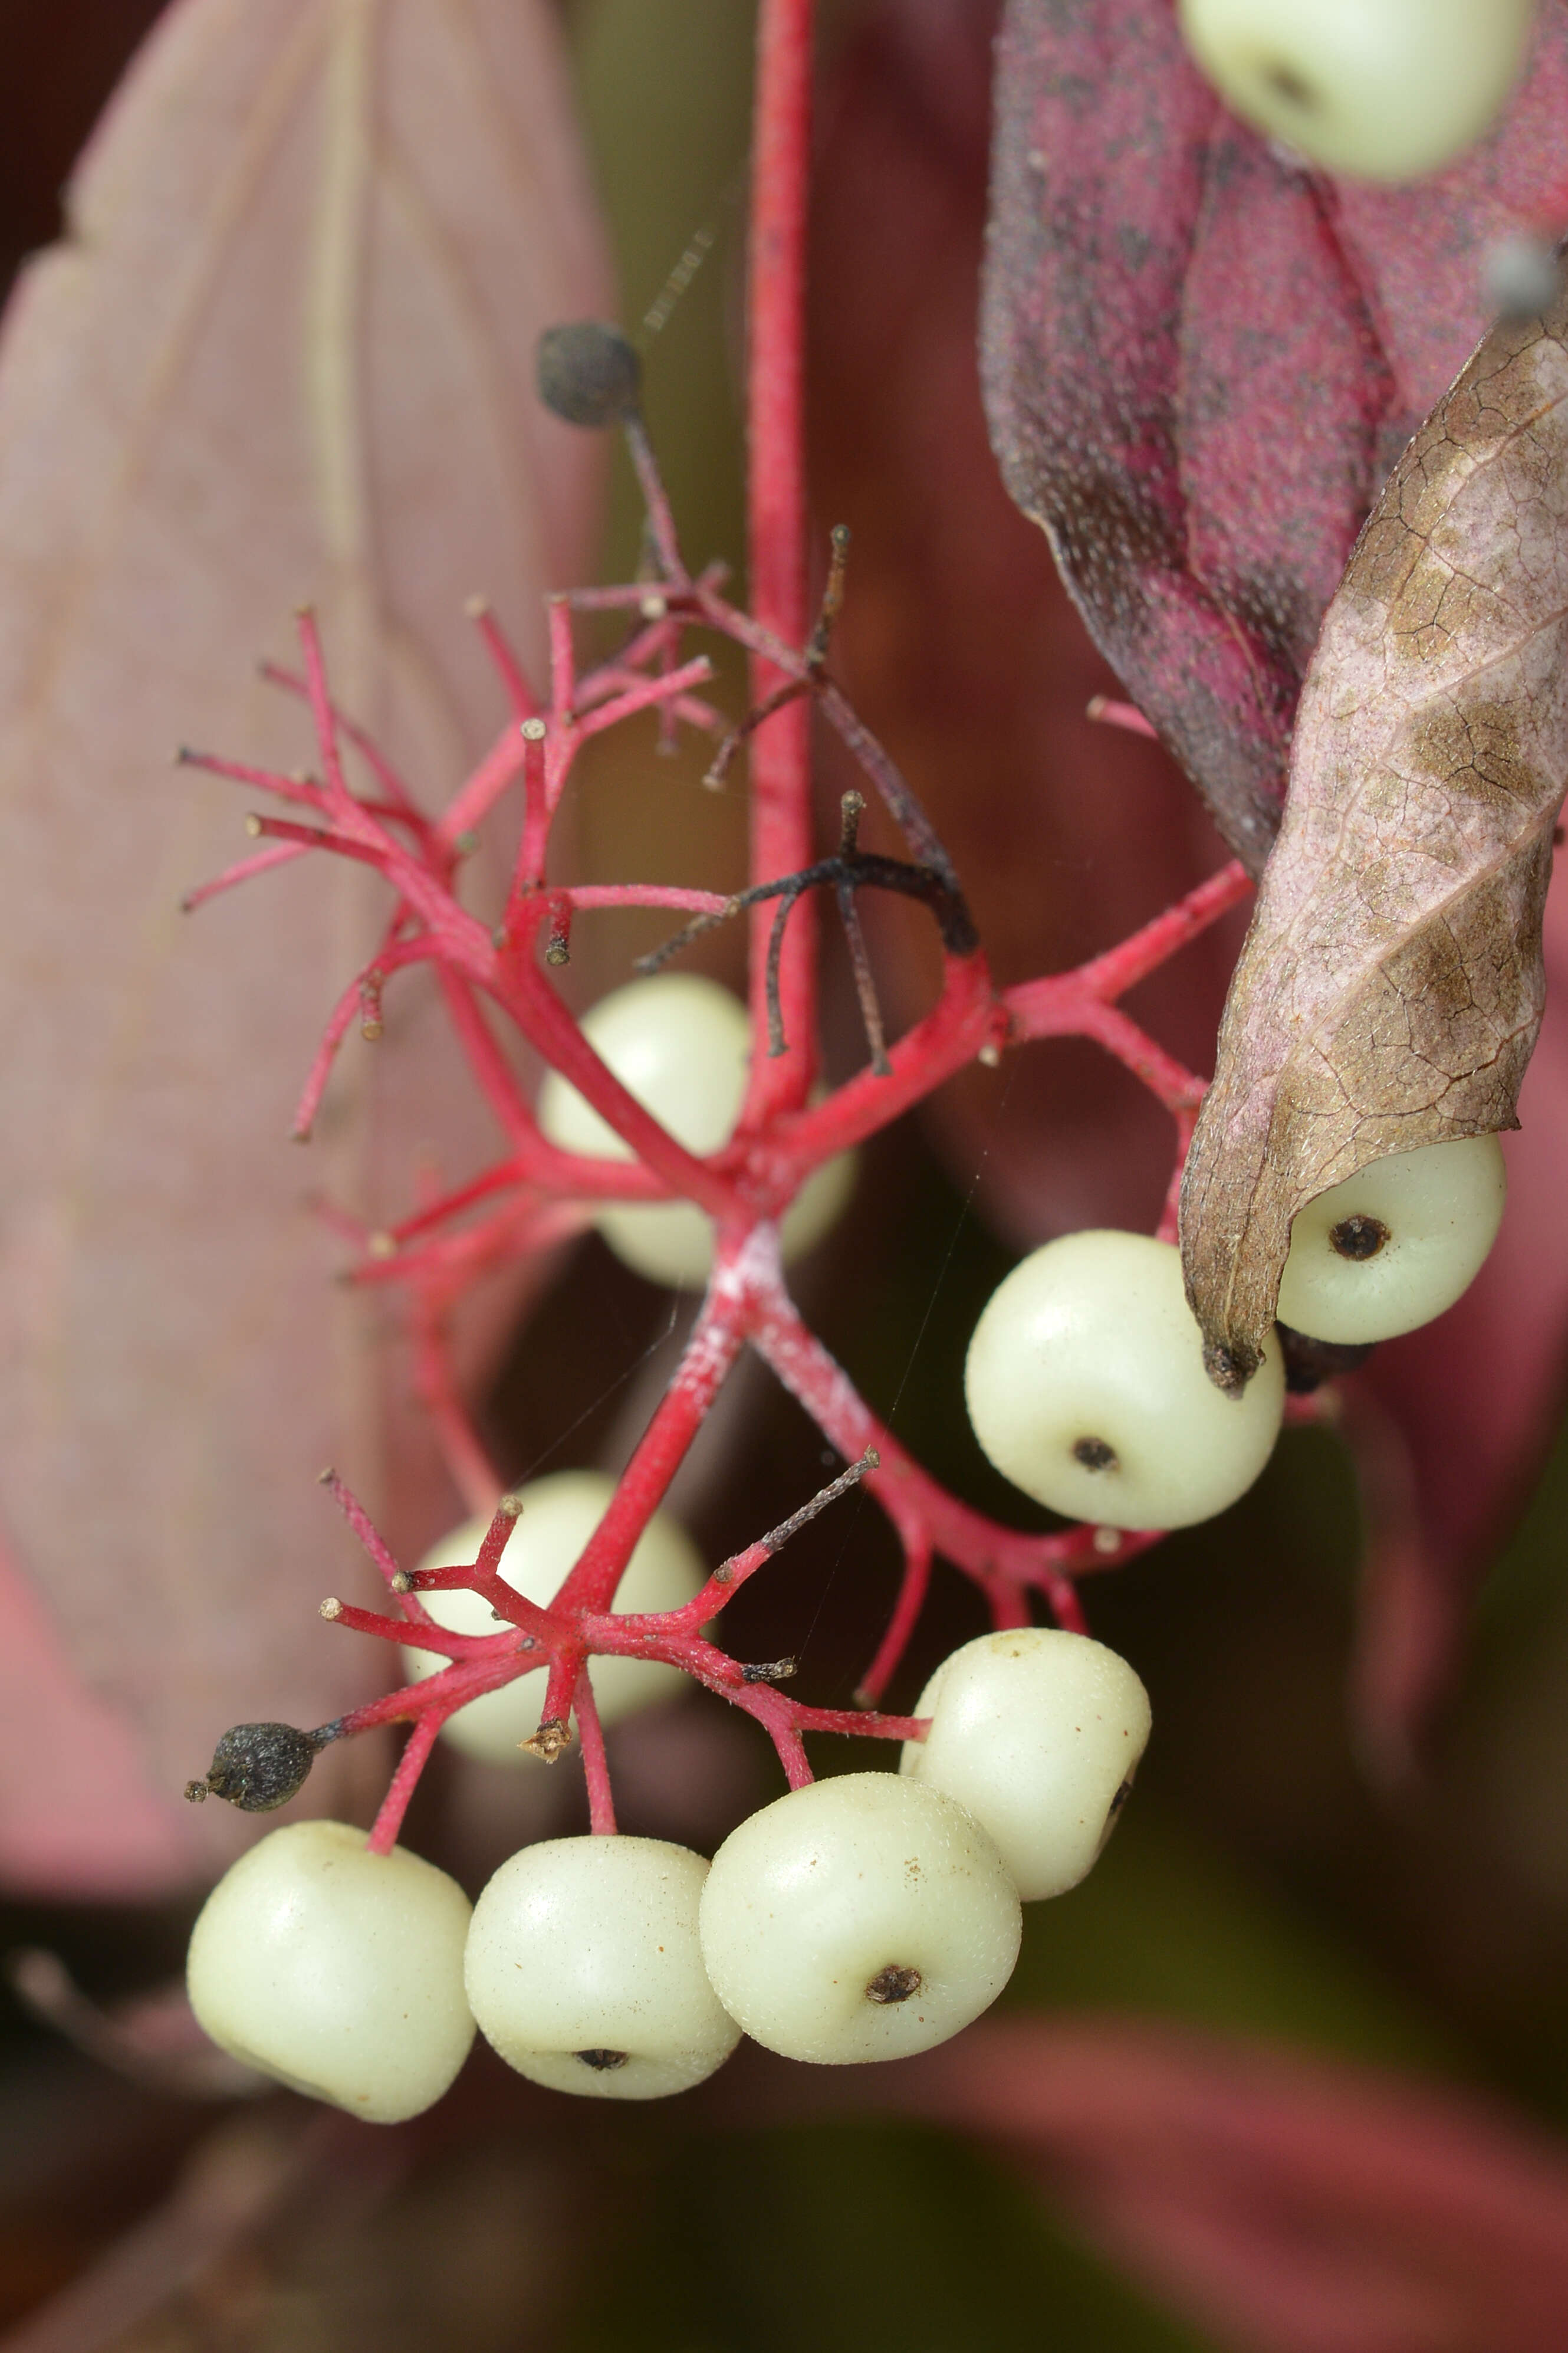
(1071, 1436), (1117, 1472)
(193, 1721), (322, 1811)
(1330, 1213), (1389, 1261)
(576, 2048), (629, 2071)
(537, 323), (642, 427)
(1262, 58), (1317, 110)
(866, 1964), (922, 2006)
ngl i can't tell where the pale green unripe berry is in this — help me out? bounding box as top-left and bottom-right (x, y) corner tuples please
(464, 1835), (739, 2099)
(536, 972), (854, 1287)
(186, 1821), (474, 2122)
(698, 1773), (1021, 2066)
(900, 1630), (1150, 1901)
(401, 1471), (704, 1764)
(1276, 1134), (1506, 1346)
(1177, 0), (1536, 183)
(965, 1230), (1284, 1531)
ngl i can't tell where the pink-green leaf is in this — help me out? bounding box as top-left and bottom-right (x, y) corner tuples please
(0, 0), (610, 1893)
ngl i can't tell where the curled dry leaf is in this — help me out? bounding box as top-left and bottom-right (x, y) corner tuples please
(1181, 287), (1568, 1390)
(982, 0), (1568, 874)
(0, 0), (609, 1893)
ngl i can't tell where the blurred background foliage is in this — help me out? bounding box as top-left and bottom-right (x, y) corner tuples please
(2, 3), (1567, 2347)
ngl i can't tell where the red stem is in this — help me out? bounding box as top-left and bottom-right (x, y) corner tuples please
(742, 0), (817, 1127)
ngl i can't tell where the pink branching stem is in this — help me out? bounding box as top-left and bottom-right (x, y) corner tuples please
(626, 414), (691, 588)
(435, 968), (537, 1154)
(435, 720), (528, 846)
(182, 0), (1315, 1845)
(741, 0), (817, 1130)
(574, 1671), (617, 1835)
(466, 599), (541, 723)
(409, 1288), (507, 1517)
(552, 1288), (749, 1616)
(289, 934), (438, 1141)
(180, 839), (309, 912)
(582, 663), (722, 737)
(745, 1269), (1143, 1615)
(855, 1536), (933, 1707)
(259, 660), (424, 819)
(548, 599), (576, 731)
(766, 946), (996, 1169)
(574, 654), (714, 743)
(319, 1468), (407, 1596)
(367, 1711), (446, 1855)
(562, 884), (731, 916)
(1004, 859), (1251, 1032)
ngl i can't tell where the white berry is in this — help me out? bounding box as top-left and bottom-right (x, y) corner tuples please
(464, 1835), (740, 2099)
(401, 1470), (704, 1764)
(1176, 0), (1536, 183)
(535, 972), (853, 1287)
(900, 1630), (1150, 1901)
(1276, 1134), (1506, 1346)
(186, 1820), (474, 2122)
(965, 1230), (1284, 1530)
(698, 1773), (1021, 2066)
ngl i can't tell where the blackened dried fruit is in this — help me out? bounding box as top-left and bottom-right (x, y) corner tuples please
(186, 1721), (322, 1811)
(537, 321), (642, 426)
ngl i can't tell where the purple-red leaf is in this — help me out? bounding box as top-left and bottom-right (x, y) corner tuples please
(982, 0), (1568, 872)
(876, 2018), (1568, 2353)
(0, 0), (609, 1893)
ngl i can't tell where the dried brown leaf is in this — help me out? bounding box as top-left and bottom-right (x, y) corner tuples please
(1181, 287), (1568, 1387)
(0, 0), (609, 1891)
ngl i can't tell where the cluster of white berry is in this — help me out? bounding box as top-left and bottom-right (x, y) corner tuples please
(186, 1625), (1149, 2119)
(184, 963), (1508, 2120)
(965, 1135), (1507, 1532)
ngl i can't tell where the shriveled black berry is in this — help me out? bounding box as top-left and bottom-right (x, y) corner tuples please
(1277, 1321), (1376, 1394)
(191, 1721), (321, 1812)
(1329, 1213), (1389, 1262)
(537, 323), (642, 427)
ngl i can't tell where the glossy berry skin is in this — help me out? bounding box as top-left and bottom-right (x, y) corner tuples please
(186, 1821), (474, 2123)
(464, 1836), (740, 2099)
(536, 973), (853, 1288)
(1275, 1134), (1507, 1345)
(698, 1773), (1021, 2066)
(401, 1470), (704, 1764)
(965, 1230), (1285, 1531)
(900, 1630), (1150, 1901)
(1176, 0), (1536, 183)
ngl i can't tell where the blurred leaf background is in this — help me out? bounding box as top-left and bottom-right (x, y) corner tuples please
(2, 3), (1568, 2347)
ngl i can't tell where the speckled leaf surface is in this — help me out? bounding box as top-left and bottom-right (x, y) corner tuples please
(982, 0), (1568, 871)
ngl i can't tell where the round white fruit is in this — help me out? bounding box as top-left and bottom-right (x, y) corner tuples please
(698, 1773), (1021, 2066)
(1275, 1134), (1506, 1345)
(402, 1470), (705, 1765)
(964, 1230), (1284, 1531)
(464, 1835), (740, 2099)
(1176, 0), (1536, 183)
(900, 1629), (1150, 1901)
(536, 972), (854, 1287)
(186, 1820), (474, 2123)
